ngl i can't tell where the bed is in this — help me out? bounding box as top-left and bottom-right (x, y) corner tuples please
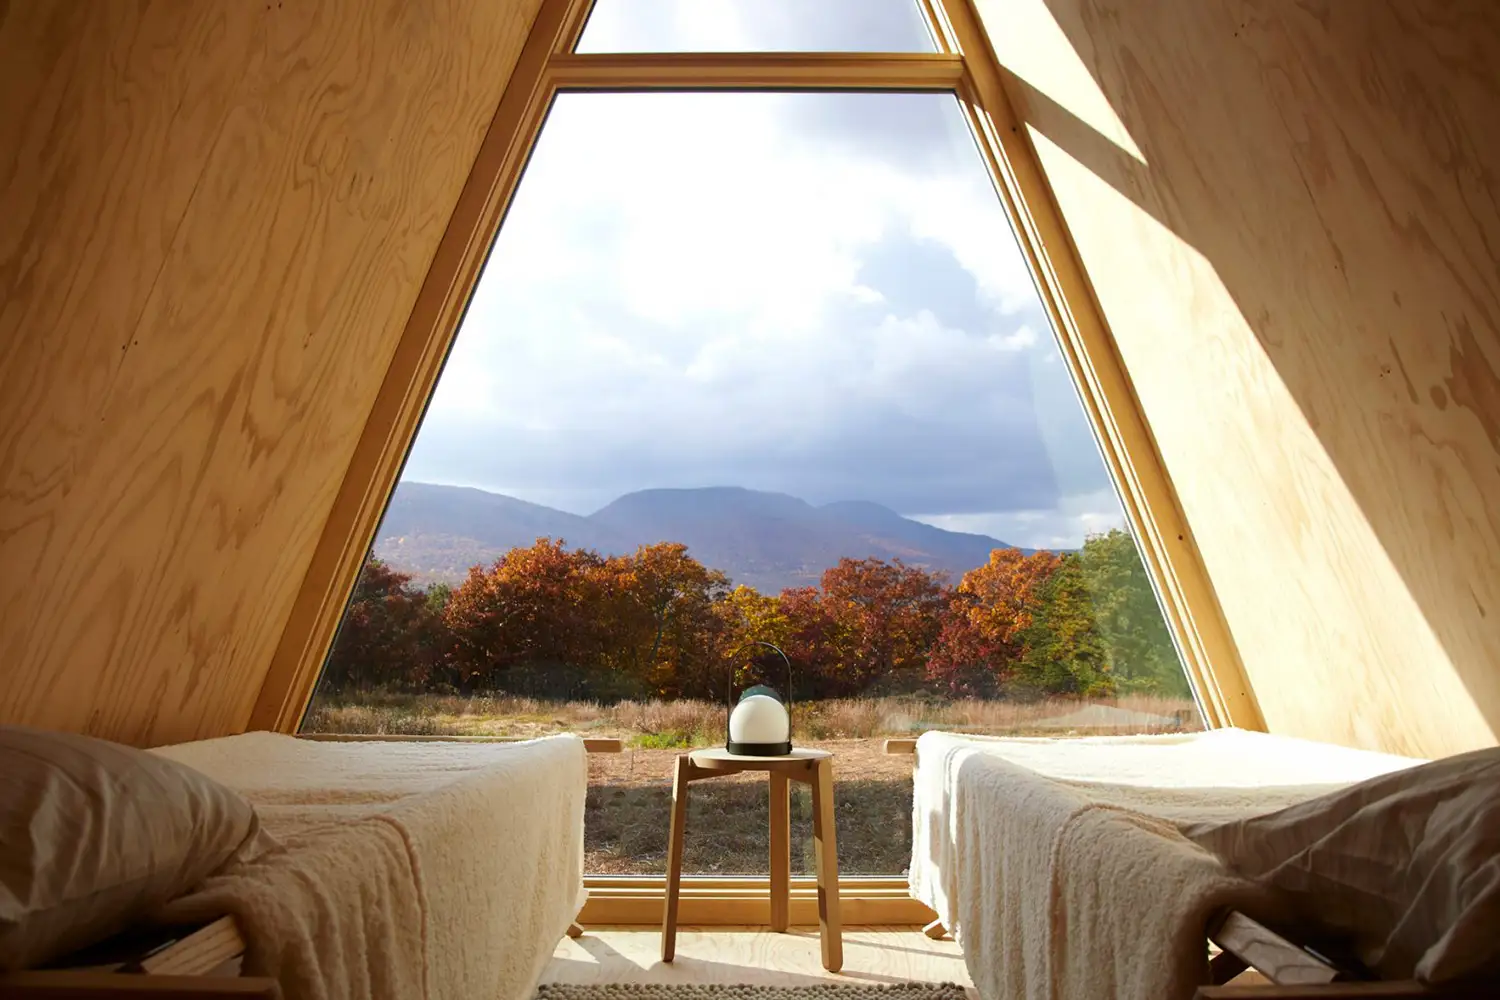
(904, 727), (1494, 1000)
(142, 732), (589, 1000)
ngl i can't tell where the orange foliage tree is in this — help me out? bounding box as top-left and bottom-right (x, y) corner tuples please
(926, 548), (1061, 696)
(443, 539), (607, 693)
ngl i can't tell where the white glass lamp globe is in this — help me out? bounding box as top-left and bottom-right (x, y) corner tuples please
(727, 690), (791, 756)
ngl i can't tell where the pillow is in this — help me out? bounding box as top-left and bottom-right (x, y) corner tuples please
(0, 725), (269, 970)
(1185, 747), (1500, 984)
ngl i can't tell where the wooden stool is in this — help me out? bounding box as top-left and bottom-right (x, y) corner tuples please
(661, 747), (842, 972)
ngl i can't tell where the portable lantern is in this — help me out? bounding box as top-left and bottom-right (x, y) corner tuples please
(726, 641), (793, 756)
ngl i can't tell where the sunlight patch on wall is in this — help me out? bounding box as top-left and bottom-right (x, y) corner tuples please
(1021, 124), (1494, 756)
(975, 0), (1145, 164)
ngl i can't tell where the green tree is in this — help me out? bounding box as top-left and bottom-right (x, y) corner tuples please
(1015, 552), (1112, 697)
(1076, 529), (1189, 696)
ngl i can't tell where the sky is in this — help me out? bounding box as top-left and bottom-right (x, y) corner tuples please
(400, 0), (1128, 550)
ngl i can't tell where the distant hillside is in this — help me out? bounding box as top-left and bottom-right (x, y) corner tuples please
(374, 482), (1027, 592)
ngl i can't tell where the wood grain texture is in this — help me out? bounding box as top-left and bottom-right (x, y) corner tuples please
(0, 0), (543, 746)
(247, 0), (576, 735)
(976, 0), (1500, 757)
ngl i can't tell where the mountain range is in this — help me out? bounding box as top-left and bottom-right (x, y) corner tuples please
(374, 481), (1025, 593)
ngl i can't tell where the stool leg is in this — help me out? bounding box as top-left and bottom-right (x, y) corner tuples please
(769, 771), (790, 932)
(662, 755), (691, 962)
(809, 758), (842, 972)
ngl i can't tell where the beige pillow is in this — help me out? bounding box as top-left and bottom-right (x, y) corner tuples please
(1186, 747), (1500, 984)
(0, 726), (267, 970)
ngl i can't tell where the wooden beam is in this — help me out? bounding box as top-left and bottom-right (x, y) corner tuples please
(883, 738), (918, 754)
(581, 889), (934, 927)
(545, 52), (964, 91)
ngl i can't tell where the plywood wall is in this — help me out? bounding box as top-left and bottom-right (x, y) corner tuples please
(0, 0), (542, 746)
(975, 0), (1500, 757)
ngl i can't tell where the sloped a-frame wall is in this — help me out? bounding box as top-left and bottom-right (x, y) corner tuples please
(977, 0), (1500, 757)
(0, 0), (544, 746)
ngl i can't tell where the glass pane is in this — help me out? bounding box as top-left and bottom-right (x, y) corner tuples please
(575, 0), (937, 53)
(301, 91), (1202, 879)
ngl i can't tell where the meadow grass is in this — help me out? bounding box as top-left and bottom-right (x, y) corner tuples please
(302, 690), (1199, 741)
(302, 690), (1199, 874)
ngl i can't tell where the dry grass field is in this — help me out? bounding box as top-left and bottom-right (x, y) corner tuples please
(303, 692), (1200, 874)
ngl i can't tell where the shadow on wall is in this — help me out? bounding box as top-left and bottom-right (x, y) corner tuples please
(991, 0), (1500, 744)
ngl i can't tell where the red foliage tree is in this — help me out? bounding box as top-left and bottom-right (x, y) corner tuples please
(797, 558), (950, 696)
(322, 559), (449, 692)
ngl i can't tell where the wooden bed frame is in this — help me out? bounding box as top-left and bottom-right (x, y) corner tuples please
(0, 917), (275, 999)
(881, 740), (1495, 1000)
(0, 736), (616, 1000)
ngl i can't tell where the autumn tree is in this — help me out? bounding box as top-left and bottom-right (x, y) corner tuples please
(715, 585), (795, 693)
(926, 548), (1060, 696)
(443, 538), (607, 693)
(597, 542), (731, 698)
(322, 559), (449, 692)
(811, 558), (948, 696)
(774, 586), (845, 698)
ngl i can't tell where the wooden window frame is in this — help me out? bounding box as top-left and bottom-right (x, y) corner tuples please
(248, 0), (1264, 919)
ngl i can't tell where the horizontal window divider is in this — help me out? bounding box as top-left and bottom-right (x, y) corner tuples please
(584, 876), (910, 893)
(296, 733), (623, 752)
(545, 51), (965, 91)
(579, 889), (934, 927)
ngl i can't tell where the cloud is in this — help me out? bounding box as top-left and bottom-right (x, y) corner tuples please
(911, 489), (1128, 551)
(402, 89), (1122, 547)
(577, 0), (936, 54)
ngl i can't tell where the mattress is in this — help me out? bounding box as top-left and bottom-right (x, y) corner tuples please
(152, 732), (588, 1000)
(908, 728), (1423, 1000)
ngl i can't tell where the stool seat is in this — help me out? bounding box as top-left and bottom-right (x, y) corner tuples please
(661, 748), (842, 972)
(687, 747), (831, 770)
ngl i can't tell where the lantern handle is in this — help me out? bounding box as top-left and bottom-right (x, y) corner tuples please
(728, 640), (794, 746)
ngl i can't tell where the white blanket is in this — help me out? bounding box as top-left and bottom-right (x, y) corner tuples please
(152, 733), (587, 1000)
(909, 728), (1422, 1000)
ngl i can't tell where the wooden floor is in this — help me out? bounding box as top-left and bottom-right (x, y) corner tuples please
(544, 926), (974, 992)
